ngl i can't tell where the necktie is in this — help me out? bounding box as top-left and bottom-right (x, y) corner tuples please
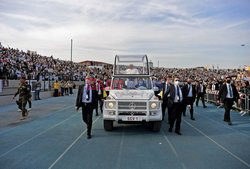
(229, 85), (233, 98)
(165, 84), (168, 94)
(86, 84), (90, 101)
(177, 86), (180, 102)
(188, 85), (191, 93)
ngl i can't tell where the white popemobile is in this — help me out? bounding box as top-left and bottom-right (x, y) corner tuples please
(103, 55), (162, 132)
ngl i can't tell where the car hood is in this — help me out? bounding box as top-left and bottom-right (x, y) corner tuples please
(109, 90), (154, 100)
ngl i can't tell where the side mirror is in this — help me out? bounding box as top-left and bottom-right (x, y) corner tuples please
(153, 86), (159, 91)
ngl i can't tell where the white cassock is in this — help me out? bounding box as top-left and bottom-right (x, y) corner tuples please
(125, 68), (139, 74)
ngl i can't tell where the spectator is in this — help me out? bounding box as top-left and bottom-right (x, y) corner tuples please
(53, 80), (60, 97)
(35, 79), (41, 100)
(60, 80), (65, 96)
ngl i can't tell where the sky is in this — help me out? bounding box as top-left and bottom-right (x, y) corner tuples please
(0, 0), (249, 68)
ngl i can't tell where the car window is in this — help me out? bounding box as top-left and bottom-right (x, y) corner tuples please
(112, 77), (152, 90)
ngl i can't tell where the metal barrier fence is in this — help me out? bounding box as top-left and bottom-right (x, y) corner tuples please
(205, 90), (250, 115)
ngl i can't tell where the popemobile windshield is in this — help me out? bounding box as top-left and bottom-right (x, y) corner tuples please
(103, 55), (162, 132)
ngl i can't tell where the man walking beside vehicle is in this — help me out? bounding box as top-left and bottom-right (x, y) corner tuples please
(196, 80), (207, 108)
(76, 75), (97, 139)
(162, 75), (172, 122)
(182, 78), (196, 120)
(165, 77), (183, 135)
(217, 77), (239, 125)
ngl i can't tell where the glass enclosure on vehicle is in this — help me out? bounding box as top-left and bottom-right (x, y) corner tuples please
(111, 77), (153, 90)
(113, 55), (150, 75)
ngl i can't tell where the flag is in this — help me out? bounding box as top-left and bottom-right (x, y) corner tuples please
(103, 90), (107, 98)
(158, 90), (163, 98)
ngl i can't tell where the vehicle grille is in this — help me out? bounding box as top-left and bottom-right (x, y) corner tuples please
(118, 102), (147, 110)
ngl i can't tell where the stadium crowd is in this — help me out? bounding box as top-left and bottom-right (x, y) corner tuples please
(0, 44), (249, 94)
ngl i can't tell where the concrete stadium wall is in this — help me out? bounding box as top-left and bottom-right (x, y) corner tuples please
(0, 90), (53, 106)
(0, 80), (83, 96)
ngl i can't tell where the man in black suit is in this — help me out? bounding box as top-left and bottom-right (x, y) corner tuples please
(76, 75), (98, 139)
(166, 77), (183, 135)
(182, 78), (196, 120)
(196, 80), (207, 108)
(218, 77), (239, 125)
(162, 75), (172, 122)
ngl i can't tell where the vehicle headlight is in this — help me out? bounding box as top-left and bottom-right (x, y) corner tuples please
(108, 102), (115, 109)
(150, 102), (157, 109)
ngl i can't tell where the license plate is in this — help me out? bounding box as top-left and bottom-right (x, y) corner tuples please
(122, 116), (142, 121)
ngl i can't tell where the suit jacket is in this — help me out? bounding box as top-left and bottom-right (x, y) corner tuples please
(76, 84), (98, 109)
(165, 84), (183, 108)
(162, 82), (171, 101)
(218, 84), (239, 103)
(182, 84), (196, 103)
(196, 84), (206, 94)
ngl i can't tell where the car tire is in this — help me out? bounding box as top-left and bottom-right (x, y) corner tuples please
(104, 120), (113, 131)
(151, 121), (161, 132)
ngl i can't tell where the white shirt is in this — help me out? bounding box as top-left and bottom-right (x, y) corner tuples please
(82, 84), (92, 103)
(212, 84), (216, 91)
(226, 83), (233, 98)
(187, 84), (193, 97)
(200, 84), (204, 93)
(174, 85), (183, 102)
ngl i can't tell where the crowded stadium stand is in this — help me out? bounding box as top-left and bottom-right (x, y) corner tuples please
(0, 44), (249, 113)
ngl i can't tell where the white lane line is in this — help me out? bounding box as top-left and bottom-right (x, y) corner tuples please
(48, 116), (101, 169)
(0, 112), (78, 158)
(195, 111), (250, 139)
(183, 119), (250, 168)
(162, 131), (187, 169)
(116, 127), (124, 169)
(0, 105), (74, 136)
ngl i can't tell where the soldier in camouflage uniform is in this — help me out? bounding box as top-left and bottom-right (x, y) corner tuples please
(13, 77), (30, 120)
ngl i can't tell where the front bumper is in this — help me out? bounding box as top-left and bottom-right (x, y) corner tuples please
(103, 100), (162, 122)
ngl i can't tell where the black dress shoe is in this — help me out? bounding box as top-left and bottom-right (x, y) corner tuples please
(203, 106), (207, 108)
(96, 114), (99, 116)
(168, 128), (172, 133)
(87, 135), (92, 139)
(228, 122), (232, 125)
(175, 131), (182, 135)
(191, 117), (195, 120)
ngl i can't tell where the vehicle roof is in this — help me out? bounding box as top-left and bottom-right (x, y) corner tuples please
(115, 55), (147, 63)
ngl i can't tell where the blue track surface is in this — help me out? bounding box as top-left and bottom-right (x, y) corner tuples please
(0, 94), (249, 169)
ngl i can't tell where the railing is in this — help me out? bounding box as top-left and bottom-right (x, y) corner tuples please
(205, 90), (250, 115)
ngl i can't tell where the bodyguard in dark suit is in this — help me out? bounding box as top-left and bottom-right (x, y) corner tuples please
(162, 75), (172, 122)
(196, 80), (207, 108)
(76, 76), (98, 139)
(166, 77), (183, 135)
(182, 78), (196, 120)
(218, 77), (239, 125)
